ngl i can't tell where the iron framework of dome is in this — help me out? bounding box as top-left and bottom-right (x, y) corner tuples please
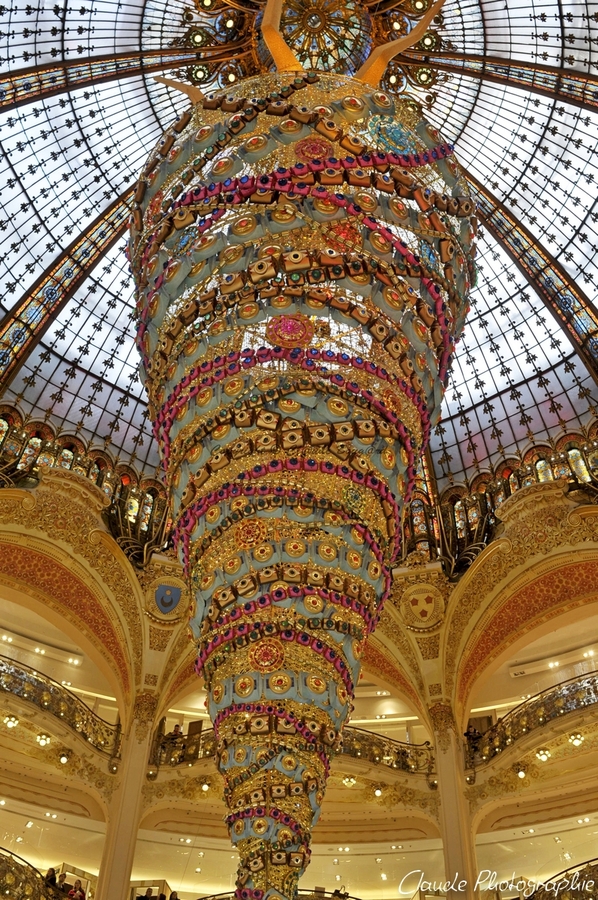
(1, 0), (598, 496)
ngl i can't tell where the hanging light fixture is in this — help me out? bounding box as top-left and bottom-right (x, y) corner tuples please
(3, 715), (18, 728)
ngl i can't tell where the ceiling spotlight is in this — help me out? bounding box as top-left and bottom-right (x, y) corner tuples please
(195, 868), (201, 874)
(228, 73), (236, 83)
(36, 734), (51, 747)
(381, 873), (387, 881)
(583, 650), (595, 657)
(333, 859), (339, 865)
(569, 733), (584, 746)
(536, 748), (550, 762)
(528, 828), (535, 834)
(201, 782), (210, 792)
(374, 787), (383, 797)
(392, 20), (401, 30)
(515, 763), (527, 779)
(344, 847), (350, 853)
(1, 635), (13, 643)
(578, 817), (590, 824)
(4, 715), (18, 728)
(198, 852), (204, 858)
(548, 661), (559, 668)
(59, 750), (71, 764)
(0, 800), (5, 806)
(225, 17), (234, 27)
(342, 776), (356, 787)
(15, 836), (23, 843)
(375, 857), (382, 863)
(335, 875), (341, 883)
(25, 821), (33, 828)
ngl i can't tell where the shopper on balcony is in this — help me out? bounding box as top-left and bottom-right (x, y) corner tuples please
(45, 868), (57, 887)
(55, 873), (69, 892)
(68, 879), (85, 900)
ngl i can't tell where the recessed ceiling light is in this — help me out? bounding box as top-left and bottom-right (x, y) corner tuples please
(25, 821), (33, 828)
(195, 868), (201, 874)
(381, 873), (387, 881)
(15, 837), (23, 843)
(569, 733), (584, 746)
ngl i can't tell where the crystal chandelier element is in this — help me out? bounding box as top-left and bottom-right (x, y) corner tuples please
(130, 71), (475, 900)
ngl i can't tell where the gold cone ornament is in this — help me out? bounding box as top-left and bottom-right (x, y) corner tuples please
(129, 21), (475, 896)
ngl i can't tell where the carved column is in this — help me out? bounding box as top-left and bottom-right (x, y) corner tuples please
(430, 703), (478, 897)
(95, 693), (157, 900)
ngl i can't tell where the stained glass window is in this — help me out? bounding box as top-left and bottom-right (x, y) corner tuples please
(17, 437), (41, 470)
(568, 449), (591, 483)
(535, 459), (554, 483)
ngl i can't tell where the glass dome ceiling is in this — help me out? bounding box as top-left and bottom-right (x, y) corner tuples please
(1, 0), (597, 486)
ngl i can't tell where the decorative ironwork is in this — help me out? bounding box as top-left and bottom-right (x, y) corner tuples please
(398, 51), (598, 114)
(181, 0), (443, 93)
(0, 411), (171, 566)
(401, 432), (598, 579)
(466, 171), (598, 377)
(0, 50), (211, 113)
(0, 191), (133, 391)
(340, 725), (435, 772)
(0, 654), (122, 758)
(104, 486), (170, 568)
(529, 859), (598, 899)
(0, 847), (57, 900)
(149, 721), (435, 774)
(464, 672), (598, 770)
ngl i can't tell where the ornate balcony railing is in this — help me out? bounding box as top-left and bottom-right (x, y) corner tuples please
(529, 858), (598, 898)
(0, 847), (57, 900)
(464, 672), (598, 769)
(149, 721), (435, 775)
(0, 654), (121, 758)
